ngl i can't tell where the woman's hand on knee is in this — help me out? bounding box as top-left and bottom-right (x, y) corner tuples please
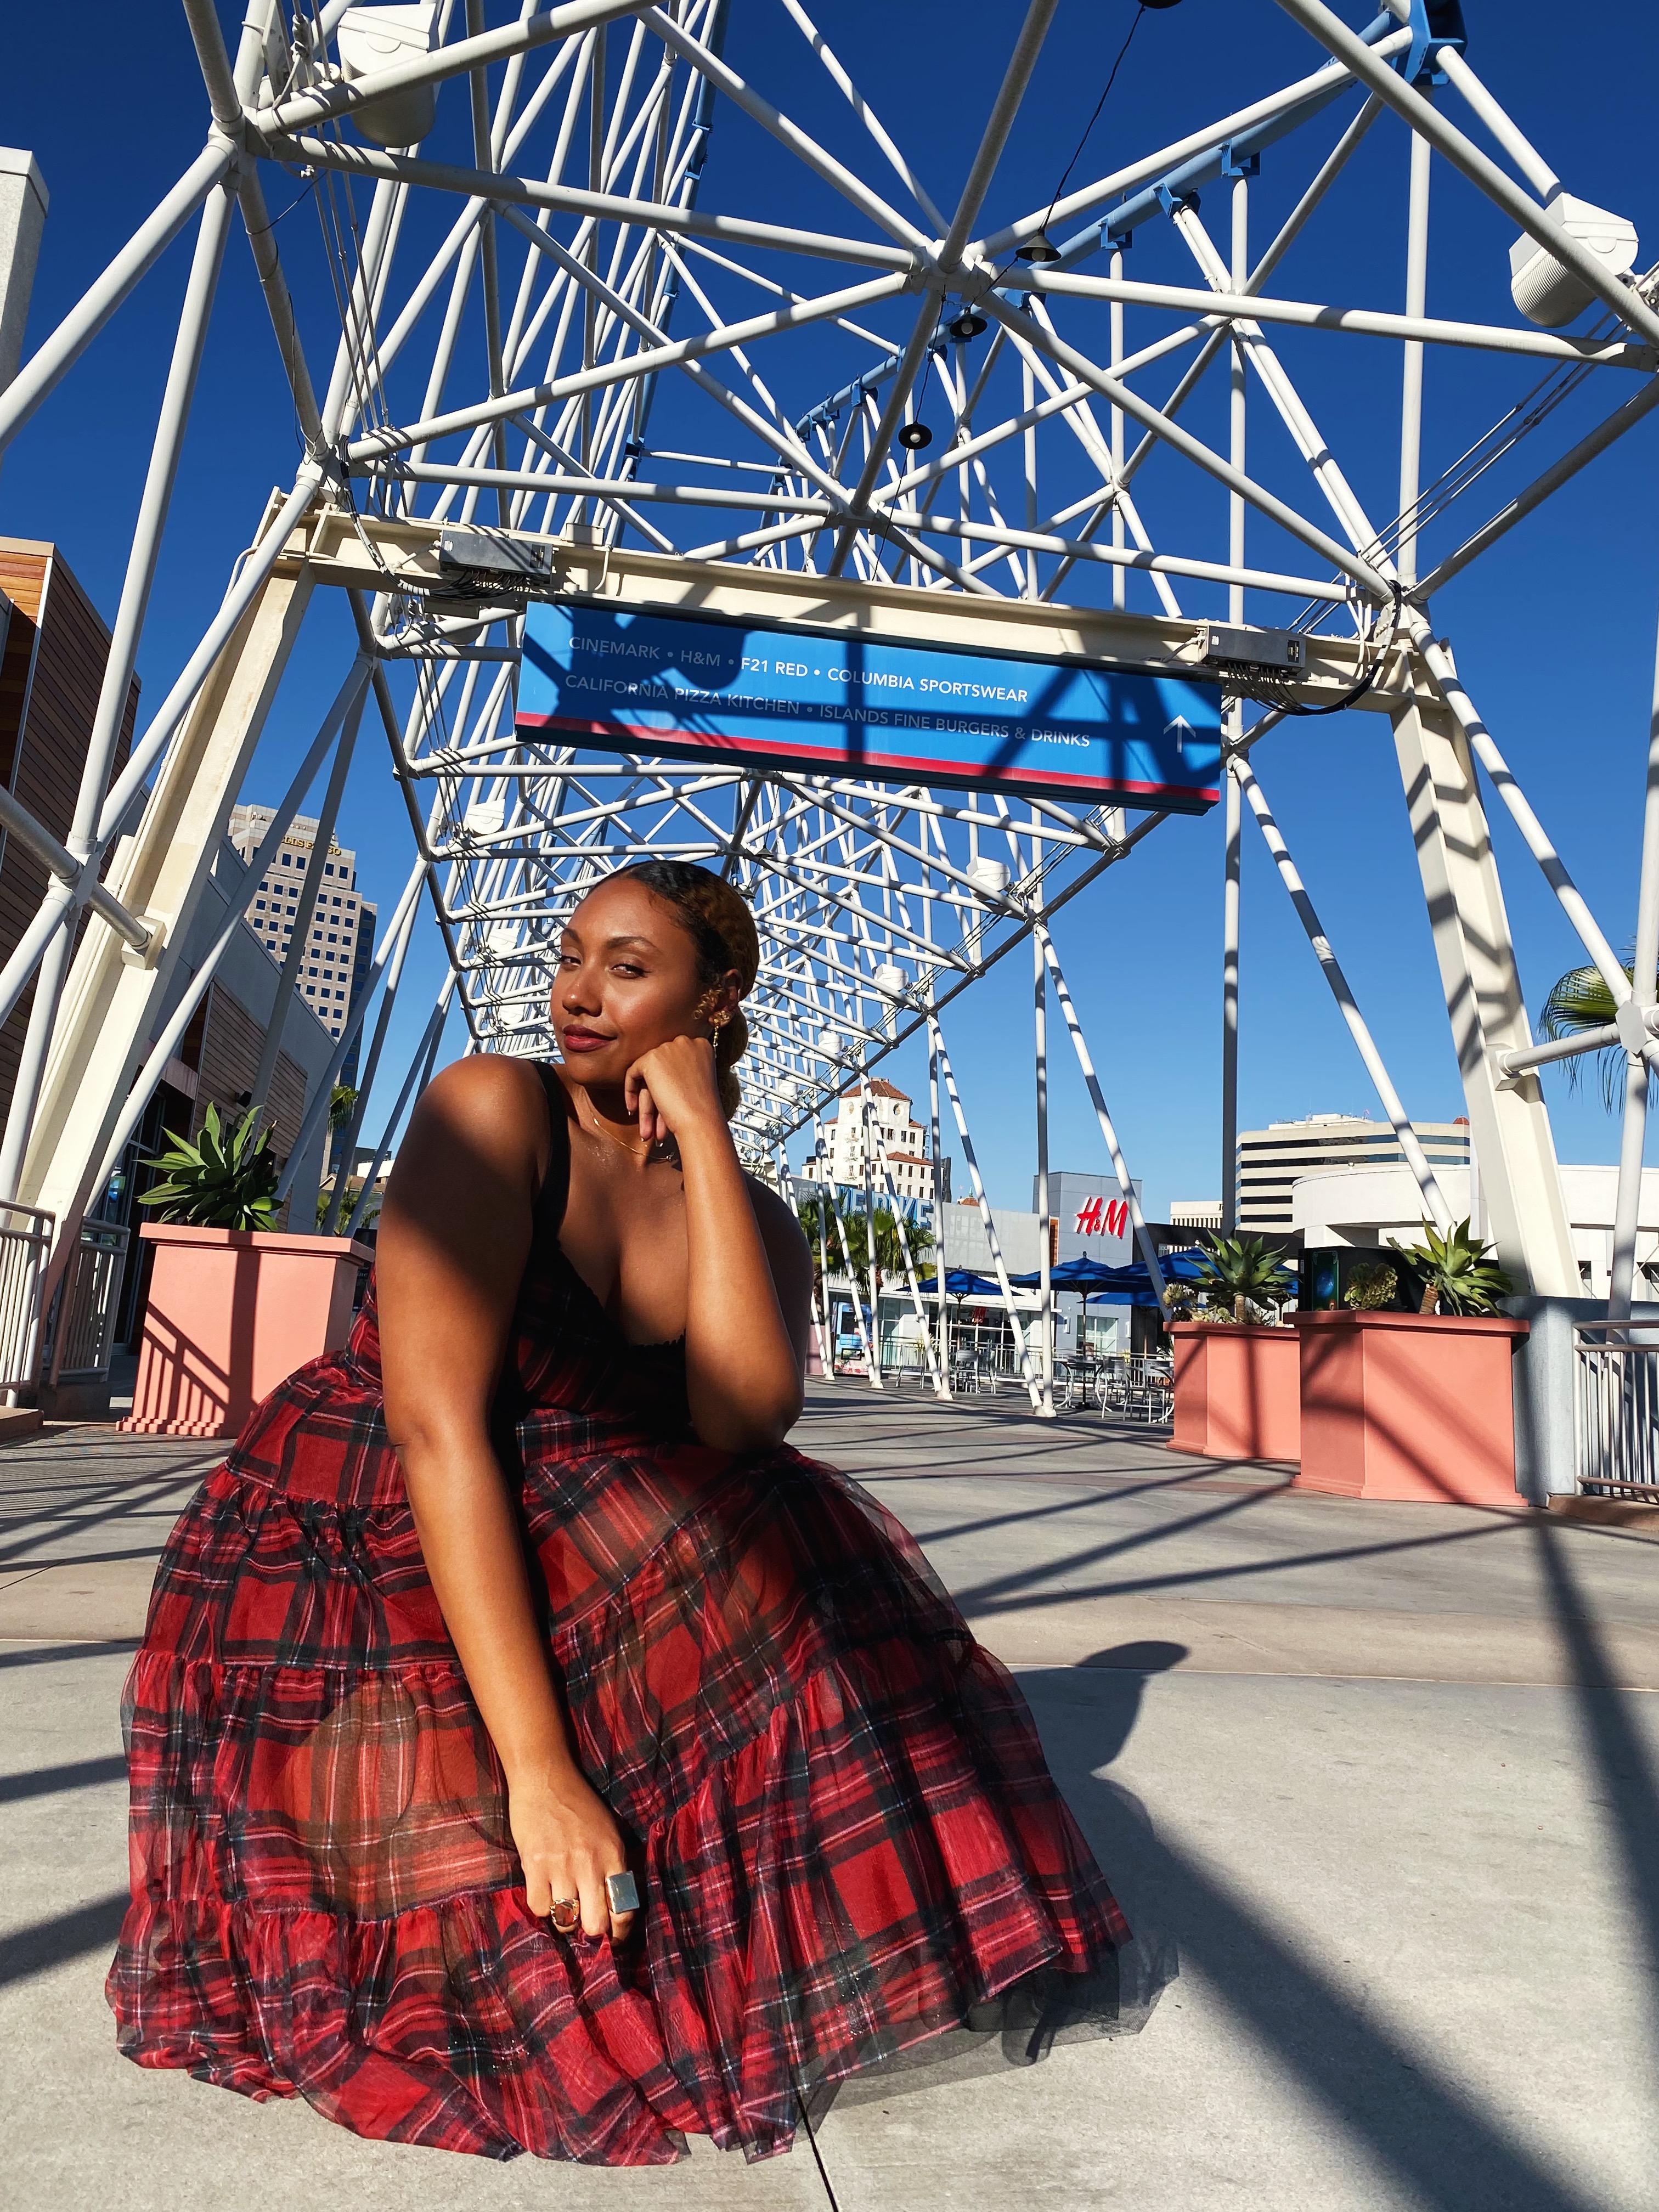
(507, 1762), (638, 1943)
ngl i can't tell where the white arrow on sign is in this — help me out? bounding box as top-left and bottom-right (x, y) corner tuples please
(1164, 716), (1194, 761)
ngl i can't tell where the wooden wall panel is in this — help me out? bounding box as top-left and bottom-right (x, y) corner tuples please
(195, 980), (308, 1169)
(0, 539), (138, 1137)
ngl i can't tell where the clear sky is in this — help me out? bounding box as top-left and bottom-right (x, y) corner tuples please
(2, 2), (1656, 1214)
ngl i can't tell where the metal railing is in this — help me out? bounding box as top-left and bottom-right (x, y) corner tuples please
(43, 1220), (131, 1387)
(0, 1201), (53, 1401)
(1574, 1319), (1659, 1497)
(1098, 1353), (1175, 1426)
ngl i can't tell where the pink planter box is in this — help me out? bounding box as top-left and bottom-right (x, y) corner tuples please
(120, 1223), (373, 1440)
(1169, 1321), (1301, 1462)
(1293, 1308), (1528, 1506)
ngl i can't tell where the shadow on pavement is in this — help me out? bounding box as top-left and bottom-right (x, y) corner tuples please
(0, 1753), (128, 1804)
(1536, 1520), (1659, 2047)
(1, 1889), (128, 1993)
(1022, 1643), (1617, 2212)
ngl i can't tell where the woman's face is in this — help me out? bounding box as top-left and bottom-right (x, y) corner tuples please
(551, 877), (728, 1088)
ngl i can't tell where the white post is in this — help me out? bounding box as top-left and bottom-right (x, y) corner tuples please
(1232, 750), (1453, 1228)
(1221, 756), (1241, 1235)
(929, 1015), (1041, 1409)
(859, 1075), (884, 1390)
(1109, 244), (1125, 611)
(814, 1108), (876, 1384)
(1033, 878), (1055, 1418)
(809, 1131), (835, 1377)
(865, 1110), (945, 1393)
(1221, 163), (1247, 1242)
(929, 1017), (951, 1396)
(1398, 99), (1431, 587)
(1609, 606), (1659, 1321)
(1035, 925), (1169, 1313)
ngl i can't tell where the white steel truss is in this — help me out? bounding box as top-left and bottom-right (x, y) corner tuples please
(2, 0), (1658, 1336)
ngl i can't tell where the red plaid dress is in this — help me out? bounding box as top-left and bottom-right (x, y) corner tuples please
(109, 1121), (1134, 2165)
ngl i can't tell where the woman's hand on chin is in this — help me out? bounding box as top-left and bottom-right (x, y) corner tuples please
(623, 1034), (727, 1148)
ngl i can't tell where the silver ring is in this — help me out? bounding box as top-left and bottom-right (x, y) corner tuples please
(605, 1869), (640, 1916)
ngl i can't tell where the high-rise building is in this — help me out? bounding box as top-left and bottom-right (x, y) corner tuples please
(227, 806), (378, 1064)
(1237, 1113), (1471, 1234)
(822, 1077), (938, 1204)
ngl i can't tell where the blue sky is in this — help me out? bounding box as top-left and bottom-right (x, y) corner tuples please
(2, 2), (1656, 1213)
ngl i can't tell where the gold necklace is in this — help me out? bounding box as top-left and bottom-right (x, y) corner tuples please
(581, 1097), (652, 1158)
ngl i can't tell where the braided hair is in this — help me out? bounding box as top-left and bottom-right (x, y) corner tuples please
(613, 860), (759, 1119)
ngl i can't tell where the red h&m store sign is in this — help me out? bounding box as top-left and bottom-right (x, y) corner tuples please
(1074, 1195), (1129, 1240)
(1047, 1172), (1138, 1265)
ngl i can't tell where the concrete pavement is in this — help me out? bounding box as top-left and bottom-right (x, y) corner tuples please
(3, 1380), (1657, 2209)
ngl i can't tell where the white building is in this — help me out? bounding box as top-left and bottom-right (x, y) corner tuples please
(823, 1077), (936, 1203)
(1238, 1113), (1471, 1234)
(1292, 1163), (1659, 1301)
(1170, 1200), (1223, 1232)
(228, 805), (378, 1048)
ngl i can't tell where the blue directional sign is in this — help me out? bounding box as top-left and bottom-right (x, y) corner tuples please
(517, 600), (1220, 811)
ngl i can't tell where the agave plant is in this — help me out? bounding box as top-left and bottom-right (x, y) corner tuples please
(1386, 1218), (1512, 1316)
(1538, 953), (1649, 1111)
(138, 1102), (280, 1232)
(1192, 1233), (1294, 1322)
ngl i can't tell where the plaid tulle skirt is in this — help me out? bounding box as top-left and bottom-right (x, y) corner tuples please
(109, 1241), (1137, 2165)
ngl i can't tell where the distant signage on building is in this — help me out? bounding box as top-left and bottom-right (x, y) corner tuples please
(1047, 1170), (1138, 1266)
(1074, 1194), (1129, 1240)
(517, 601), (1221, 811)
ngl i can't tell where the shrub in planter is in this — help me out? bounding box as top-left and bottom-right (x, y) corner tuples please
(1191, 1233), (1294, 1324)
(1386, 1218), (1512, 1316)
(123, 1104), (369, 1440)
(139, 1103), (279, 1231)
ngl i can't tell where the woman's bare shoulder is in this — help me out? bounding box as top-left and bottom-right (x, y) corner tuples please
(388, 1056), (552, 1197)
(744, 1177), (812, 1282)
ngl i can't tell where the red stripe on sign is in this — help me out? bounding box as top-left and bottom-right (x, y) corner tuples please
(513, 714), (1218, 804)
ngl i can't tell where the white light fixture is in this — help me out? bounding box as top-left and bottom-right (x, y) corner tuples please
(1510, 196), (1639, 327)
(336, 4), (439, 149)
(966, 856), (1011, 899)
(871, 963), (907, 997)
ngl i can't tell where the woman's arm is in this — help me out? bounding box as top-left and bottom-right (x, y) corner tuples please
(377, 1058), (634, 1940)
(625, 1036), (811, 1452)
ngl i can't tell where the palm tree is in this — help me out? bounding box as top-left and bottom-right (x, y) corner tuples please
(1538, 954), (1646, 1111)
(841, 1203), (935, 1285)
(795, 1192), (934, 1286)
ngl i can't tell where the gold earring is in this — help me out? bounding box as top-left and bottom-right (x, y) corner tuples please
(710, 1008), (730, 1032)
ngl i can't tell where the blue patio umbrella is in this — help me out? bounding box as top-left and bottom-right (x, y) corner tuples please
(914, 1268), (1006, 1298)
(1007, 1250), (1213, 1308)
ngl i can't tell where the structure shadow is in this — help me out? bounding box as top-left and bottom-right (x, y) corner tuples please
(1535, 1520), (1659, 2044)
(1021, 1654), (1614, 2212)
(0, 1754), (127, 1805)
(0, 1639), (140, 1673)
(949, 1485), (1525, 1618)
(0, 1470), (210, 1566)
(0, 1889), (129, 1993)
